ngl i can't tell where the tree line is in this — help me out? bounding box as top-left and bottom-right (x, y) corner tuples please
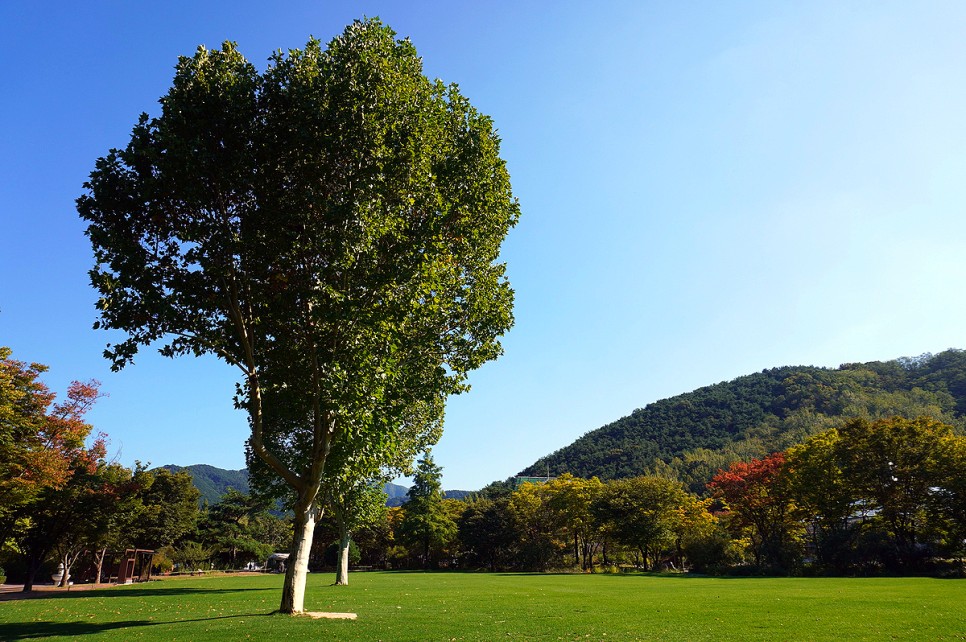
(5, 342), (964, 585)
(349, 417), (966, 576)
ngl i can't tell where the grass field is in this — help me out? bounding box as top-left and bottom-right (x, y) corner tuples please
(1, 571), (964, 641)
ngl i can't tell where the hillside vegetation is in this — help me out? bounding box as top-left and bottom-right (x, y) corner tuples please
(159, 465), (250, 505)
(519, 349), (966, 493)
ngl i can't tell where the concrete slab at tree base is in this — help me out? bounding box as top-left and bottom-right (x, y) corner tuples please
(300, 611), (358, 620)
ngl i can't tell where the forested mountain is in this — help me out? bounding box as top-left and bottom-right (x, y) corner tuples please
(385, 482), (410, 501)
(160, 465), (250, 505)
(519, 349), (966, 494)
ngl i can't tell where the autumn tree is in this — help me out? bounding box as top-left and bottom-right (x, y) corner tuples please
(541, 474), (603, 570)
(506, 482), (567, 570)
(709, 452), (804, 571)
(0, 351), (106, 591)
(83, 463), (142, 585)
(672, 494), (727, 572)
(19, 462), (110, 590)
(49, 462), (141, 587)
(0, 348), (50, 536)
(934, 435), (966, 560)
(79, 19), (517, 613)
(0, 348), (105, 547)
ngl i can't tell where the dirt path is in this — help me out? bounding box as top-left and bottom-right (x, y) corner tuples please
(0, 583), (108, 601)
(0, 572), (267, 602)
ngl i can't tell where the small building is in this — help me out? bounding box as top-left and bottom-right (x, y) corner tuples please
(513, 475), (554, 489)
(266, 552), (290, 573)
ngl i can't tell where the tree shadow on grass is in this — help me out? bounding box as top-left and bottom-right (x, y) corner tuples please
(2, 585), (277, 602)
(0, 619), (155, 640)
(0, 612), (276, 640)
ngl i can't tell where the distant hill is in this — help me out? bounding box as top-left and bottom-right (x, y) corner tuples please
(519, 349), (966, 494)
(159, 464), (249, 505)
(385, 482), (410, 507)
(161, 465), (469, 507)
(385, 482), (410, 500)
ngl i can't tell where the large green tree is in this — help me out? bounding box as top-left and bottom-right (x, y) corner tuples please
(457, 497), (517, 570)
(247, 381), (441, 585)
(592, 476), (687, 570)
(836, 416), (957, 569)
(785, 416), (966, 571)
(129, 467), (201, 551)
(78, 19), (517, 613)
(784, 429), (859, 571)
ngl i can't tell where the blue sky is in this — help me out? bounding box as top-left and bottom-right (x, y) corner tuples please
(3, 1), (966, 490)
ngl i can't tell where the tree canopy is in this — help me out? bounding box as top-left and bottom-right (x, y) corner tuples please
(78, 18), (517, 613)
(0, 347), (105, 549)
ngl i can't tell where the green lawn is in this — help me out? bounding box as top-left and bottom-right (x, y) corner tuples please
(1, 571), (964, 640)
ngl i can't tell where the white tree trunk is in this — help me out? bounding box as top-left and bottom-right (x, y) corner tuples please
(95, 548), (107, 586)
(279, 503), (319, 613)
(335, 530), (351, 586)
(58, 555), (70, 588)
(58, 549), (81, 588)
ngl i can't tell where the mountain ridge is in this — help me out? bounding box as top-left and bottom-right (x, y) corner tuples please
(518, 349), (966, 493)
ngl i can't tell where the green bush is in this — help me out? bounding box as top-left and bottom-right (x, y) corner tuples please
(683, 529), (741, 574)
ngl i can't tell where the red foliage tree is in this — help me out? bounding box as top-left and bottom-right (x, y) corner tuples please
(0, 347), (106, 554)
(24, 379), (105, 486)
(708, 452), (803, 570)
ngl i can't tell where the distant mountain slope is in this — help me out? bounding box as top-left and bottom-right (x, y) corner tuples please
(519, 349), (966, 493)
(160, 466), (467, 507)
(386, 484), (474, 506)
(160, 464), (249, 505)
(385, 482), (410, 500)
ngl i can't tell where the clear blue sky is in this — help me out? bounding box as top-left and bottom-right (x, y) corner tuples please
(3, 1), (966, 490)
